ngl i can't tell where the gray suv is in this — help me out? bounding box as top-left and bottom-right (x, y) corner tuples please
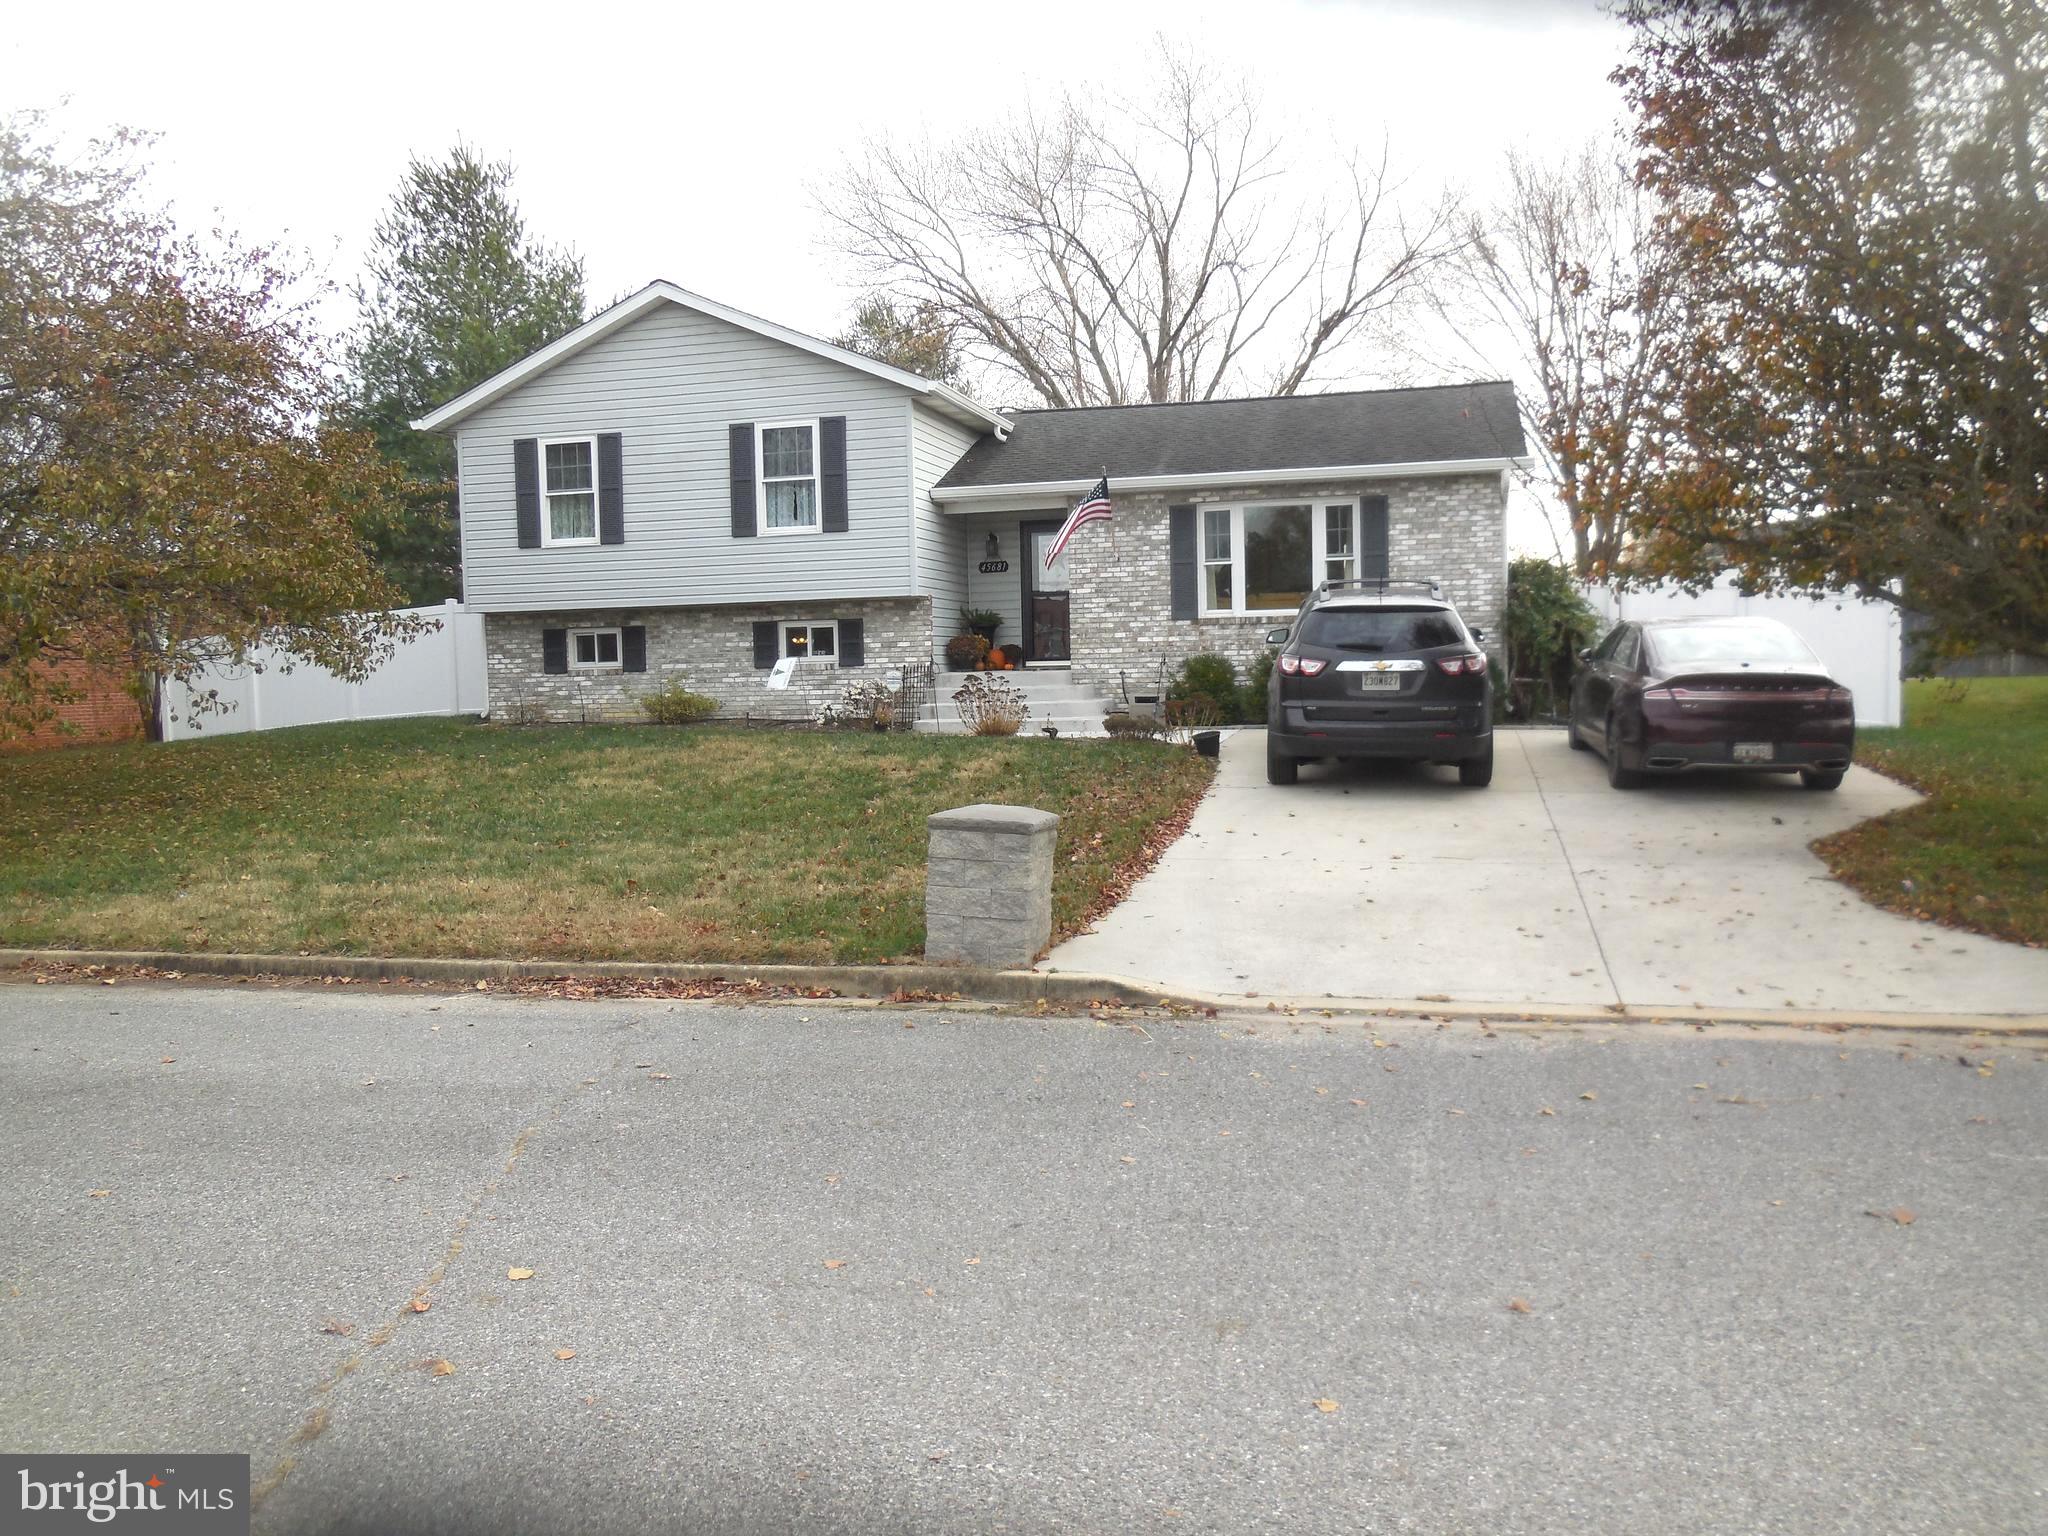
(1264, 578), (1494, 787)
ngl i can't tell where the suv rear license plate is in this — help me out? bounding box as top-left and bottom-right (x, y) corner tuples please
(1355, 673), (1402, 691)
(1733, 742), (1775, 763)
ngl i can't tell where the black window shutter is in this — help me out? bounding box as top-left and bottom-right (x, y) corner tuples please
(838, 617), (864, 668)
(820, 416), (849, 533)
(541, 627), (568, 673)
(1360, 495), (1390, 580)
(515, 439), (541, 548)
(751, 620), (778, 670)
(1168, 504), (1198, 620)
(621, 624), (646, 673)
(730, 424), (757, 538)
(598, 433), (625, 545)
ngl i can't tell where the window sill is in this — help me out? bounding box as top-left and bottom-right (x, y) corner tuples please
(541, 539), (602, 550)
(759, 525), (822, 538)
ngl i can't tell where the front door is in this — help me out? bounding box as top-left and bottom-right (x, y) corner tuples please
(1020, 519), (1071, 663)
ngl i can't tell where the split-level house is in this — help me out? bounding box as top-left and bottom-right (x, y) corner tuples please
(417, 281), (1527, 727)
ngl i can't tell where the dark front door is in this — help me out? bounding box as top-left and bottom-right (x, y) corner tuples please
(1020, 518), (1071, 662)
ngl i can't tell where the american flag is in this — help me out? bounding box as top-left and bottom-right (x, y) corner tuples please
(1045, 476), (1113, 567)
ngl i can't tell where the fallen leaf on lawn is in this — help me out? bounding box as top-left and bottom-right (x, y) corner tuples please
(473, 981), (488, 991)
(88, 1189), (112, 1198)
(508, 1267), (535, 1281)
(319, 1318), (357, 1337)
(409, 1295), (432, 1313)
(1579, 1091), (1598, 1101)
(554, 1348), (577, 1361)
(823, 1259), (847, 1270)
(421, 1357), (456, 1376)
(1313, 1398), (1340, 1413)
(1507, 1298), (1534, 1314)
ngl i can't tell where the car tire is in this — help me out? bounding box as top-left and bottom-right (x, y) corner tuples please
(1459, 739), (1494, 788)
(1266, 737), (1299, 786)
(1567, 715), (1589, 751)
(1605, 715), (1645, 790)
(1800, 768), (1845, 791)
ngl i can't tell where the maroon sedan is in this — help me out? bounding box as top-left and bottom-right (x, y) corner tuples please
(1568, 616), (1855, 790)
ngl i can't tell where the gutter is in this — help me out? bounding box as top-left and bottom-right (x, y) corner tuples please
(931, 456), (1534, 504)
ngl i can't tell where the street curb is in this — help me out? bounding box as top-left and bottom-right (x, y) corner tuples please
(4, 948), (2043, 1034)
(0, 948), (1195, 1010)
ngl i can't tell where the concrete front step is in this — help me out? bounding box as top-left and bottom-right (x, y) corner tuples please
(913, 719), (1111, 738)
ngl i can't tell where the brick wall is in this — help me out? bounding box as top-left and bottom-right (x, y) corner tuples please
(1064, 473), (1508, 695)
(483, 597), (933, 723)
(0, 658), (144, 753)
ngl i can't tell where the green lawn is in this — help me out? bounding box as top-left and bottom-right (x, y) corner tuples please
(1814, 676), (2048, 947)
(0, 720), (1212, 965)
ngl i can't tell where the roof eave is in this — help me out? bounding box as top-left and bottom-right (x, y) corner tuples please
(931, 456), (1530, 504)
(410, 279), (1011, 436)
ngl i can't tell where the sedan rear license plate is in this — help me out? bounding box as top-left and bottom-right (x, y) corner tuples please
(1733, 741), (1775, 763)
(1354, 673), (1402, 691)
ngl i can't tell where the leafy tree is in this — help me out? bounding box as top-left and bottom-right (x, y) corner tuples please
(834, 295), (963, 384)
(1500, 556), (1601, 720)
(0, 111), (423, 738)
(347, 146), (585, 601)
(1609, 0), (2048, 657)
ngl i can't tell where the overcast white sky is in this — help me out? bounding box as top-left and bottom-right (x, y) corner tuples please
(10, 0), (1630, 552)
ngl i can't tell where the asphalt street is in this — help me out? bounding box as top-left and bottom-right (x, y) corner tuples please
(1, 981), (2043, 1535)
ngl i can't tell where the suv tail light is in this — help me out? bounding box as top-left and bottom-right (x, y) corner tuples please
(1278, 655), (1326, 677)
(1435, 654), (1486, 676)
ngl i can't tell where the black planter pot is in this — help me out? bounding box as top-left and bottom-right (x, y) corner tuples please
(969, 623), (1000, 648)
(1192, 729), (1221, 758)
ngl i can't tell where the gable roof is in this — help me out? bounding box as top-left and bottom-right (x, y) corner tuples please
(932, 381), (1525, 499)
(410, 280), (1012, 436)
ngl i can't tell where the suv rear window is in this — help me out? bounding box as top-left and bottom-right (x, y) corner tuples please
(1298, 607), (1464, 653)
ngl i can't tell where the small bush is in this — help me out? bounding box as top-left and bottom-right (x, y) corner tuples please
(953, 673), (1030, 735)
(1240, 650), (1276, 719)
(640, 679), (720, 724)
(1502, 556), (1600, 720)
(1103, 711), (1165, 740)
(1169, 653), (1250, 723)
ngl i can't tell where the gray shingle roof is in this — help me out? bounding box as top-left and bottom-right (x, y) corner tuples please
(934, 381), (1525, 490)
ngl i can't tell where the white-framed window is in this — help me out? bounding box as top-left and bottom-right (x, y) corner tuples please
(757, 419), (820, 535)
(540, 436), (600, 547)
(1196, 500), (1361, 616)
(569, 627), (622, 670)
(782, 621), (837, 661)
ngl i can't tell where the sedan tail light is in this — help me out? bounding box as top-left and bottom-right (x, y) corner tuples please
(1643, 686), (1678, 701)
(1435, 654), (1487, 676)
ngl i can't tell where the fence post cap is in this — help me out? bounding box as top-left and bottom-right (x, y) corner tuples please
(927, 803), (1060, 835)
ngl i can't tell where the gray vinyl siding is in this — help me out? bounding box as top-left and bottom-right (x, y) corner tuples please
(457, 304), (916, 612)
(909, 402), (986, 666)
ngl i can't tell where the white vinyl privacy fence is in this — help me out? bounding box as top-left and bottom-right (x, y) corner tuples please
(158, 601), (486, 742)
(1582, 578), (1903, 728)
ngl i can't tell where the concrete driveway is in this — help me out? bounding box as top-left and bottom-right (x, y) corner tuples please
(1048, 729), (2048, 1019)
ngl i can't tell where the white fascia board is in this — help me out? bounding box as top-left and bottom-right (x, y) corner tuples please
(929, 456), (1532, 505)
(411, 279), (1011, 436)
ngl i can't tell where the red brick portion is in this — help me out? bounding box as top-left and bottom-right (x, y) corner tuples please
(0, 658), (144, 753)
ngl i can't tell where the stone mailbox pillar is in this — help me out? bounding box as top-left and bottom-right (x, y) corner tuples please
(924, 804), (1060, 968)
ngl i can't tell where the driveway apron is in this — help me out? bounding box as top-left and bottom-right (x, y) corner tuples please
(1045, 729), (2048, 1016)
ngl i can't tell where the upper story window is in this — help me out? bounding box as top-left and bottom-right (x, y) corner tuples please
(1198, 501), (1360, 616)
(758, 420), (819, 535)
(542, 437), (599, 546)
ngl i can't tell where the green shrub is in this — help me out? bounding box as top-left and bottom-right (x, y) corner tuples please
(1240, 650), (1276, 720)
(1169, 653), (1253, 723)
(640, 679), (720, 724)
(1502, 556), (1601, 720)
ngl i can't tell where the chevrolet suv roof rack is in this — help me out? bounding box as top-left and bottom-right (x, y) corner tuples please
(1313, 576), (1444, 601)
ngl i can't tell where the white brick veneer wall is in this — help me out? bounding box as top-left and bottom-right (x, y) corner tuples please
(1063, 473), (1509, 695)
(484, 597), (932, 722)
